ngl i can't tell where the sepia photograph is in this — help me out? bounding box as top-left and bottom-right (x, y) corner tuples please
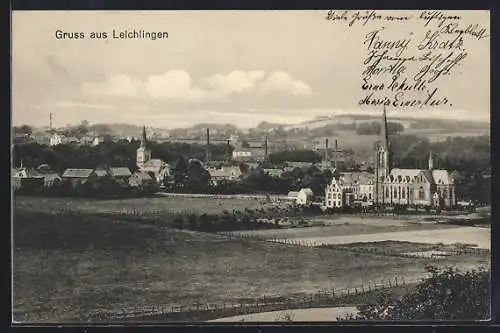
(11, 10), (490, 323)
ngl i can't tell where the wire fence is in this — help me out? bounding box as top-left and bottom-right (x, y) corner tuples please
(86, 275), (423, 321)
(218, 231), (489, 258)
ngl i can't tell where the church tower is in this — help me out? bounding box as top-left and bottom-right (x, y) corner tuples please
(374, 107), (391, 204)
(428, 151), (434, 170)
(136, 125), (151, 168)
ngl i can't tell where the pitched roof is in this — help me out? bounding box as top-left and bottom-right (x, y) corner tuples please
(287, 191), (299, 198)
(94, 169), (109, 177)
(263, 168), (284, 177)
(62, 168), (94, 178)
(432, 169), (453, 185)
(390, 168), (422, 178)
(143, 159), (167, 168)
(208, 166), (242, 178)
(109, 167), (132, 177)
(299, 188), (314, 196)
(340, 172), (374, 185)
(133, 171), (154, 181)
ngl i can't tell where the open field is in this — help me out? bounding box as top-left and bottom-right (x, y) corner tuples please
(280, 228), (490, 250)
(13, 195), (282, 216)
(229, 226), (490, 250)
(225, 216), (461, 239)
(13, 206), (489, 322)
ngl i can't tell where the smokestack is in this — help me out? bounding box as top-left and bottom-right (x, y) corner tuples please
(325, 138), (329, 165)
(334, 139), (338, 170)
(205, 128), (210, 164)
(227, 139), (231, 162)
(264, 135), (268, 162)
(49, 113), (53, 130)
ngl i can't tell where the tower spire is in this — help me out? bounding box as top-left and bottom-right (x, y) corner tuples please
(428, 150), (434, 170)
(141, 125), (147, 148)
(381, 106), (389, 149)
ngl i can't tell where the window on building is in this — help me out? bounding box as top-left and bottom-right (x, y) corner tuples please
(328, 200), (332, 206)
(443, 189), (448, 199)
(337, 193), (341, 199)
(369, 193), (372, 200)
(394, 187), (397, 198)
(402, 188), (406, 199)
(418, 187), (425, 200)
(385, 187), (389, 198)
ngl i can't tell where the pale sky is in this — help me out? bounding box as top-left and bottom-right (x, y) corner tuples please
(12, 10), (490, 128)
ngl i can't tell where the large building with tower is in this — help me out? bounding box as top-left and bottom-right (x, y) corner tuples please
(374, 108), (457, 208)
(136, 126), (170, 184)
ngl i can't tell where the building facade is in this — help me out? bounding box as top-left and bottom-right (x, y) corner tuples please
(324, 172), (373, 209)
(136, 126), (169, 185)
(374, 108), (457, 208)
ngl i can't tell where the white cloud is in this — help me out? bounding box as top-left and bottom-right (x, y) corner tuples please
(260, 71), (312, 95)
(205, 70), (261, 95)
(81, 70), (311, 103)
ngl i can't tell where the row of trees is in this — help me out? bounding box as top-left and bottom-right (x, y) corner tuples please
(12, 135), (490, 202)
(166, 161), (334, 197)
(356, 121), (405, 135)
(12, 141), (233, 174)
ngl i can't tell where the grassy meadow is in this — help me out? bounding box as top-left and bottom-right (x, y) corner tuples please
(13, 196), (490, 322)
(13, 195), (278, 216)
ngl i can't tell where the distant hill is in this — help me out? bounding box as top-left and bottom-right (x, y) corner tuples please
(26, 113), (489, 140)
(283, 114), (489, 133)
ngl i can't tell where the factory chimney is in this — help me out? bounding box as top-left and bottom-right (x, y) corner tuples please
(264, 135), (269, 162)
(205, 128), (210, 165)
(334, 139), (339, 170)
(49, 113), (53, 130)
(324, 138), (329, 167)
(226, 139), (231, 163)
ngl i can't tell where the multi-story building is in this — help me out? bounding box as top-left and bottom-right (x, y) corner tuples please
(374, 108), (457, 208)
(324, 171), (374, 209)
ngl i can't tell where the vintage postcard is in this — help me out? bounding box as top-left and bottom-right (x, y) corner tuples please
(11, 10), (490, 323)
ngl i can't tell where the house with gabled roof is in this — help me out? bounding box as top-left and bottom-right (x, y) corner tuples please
(108, 167), (133, 187)
(62, 168), (97, 186)
(129, 171), (158, 191)
(207, 166), (242, 186)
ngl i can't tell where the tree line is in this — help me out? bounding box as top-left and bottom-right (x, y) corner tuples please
(12, 135), (490, 203)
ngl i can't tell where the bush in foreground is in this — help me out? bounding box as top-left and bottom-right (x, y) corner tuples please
(340, 266), (490, 321)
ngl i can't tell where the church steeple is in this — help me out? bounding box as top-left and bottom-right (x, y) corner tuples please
(137, 125), (151, 168)
(140, 125), (147, 148)
(428, 151), (434, 170)
(381, 106), (390, 150)
(374, 107), (391, 205)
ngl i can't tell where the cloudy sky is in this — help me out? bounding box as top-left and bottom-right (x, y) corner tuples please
(12, 10), (490, 128)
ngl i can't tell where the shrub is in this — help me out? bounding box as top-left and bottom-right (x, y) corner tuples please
(339, 266), (490, 321)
